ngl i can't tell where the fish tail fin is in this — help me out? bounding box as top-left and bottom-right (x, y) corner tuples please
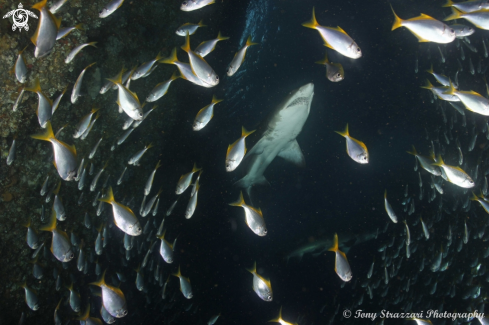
(77, 304), (90, 321)
(31, 121), (55, 142)
(268, 307), (283, 323)
(155, 160), (162, 170)
(426, 64), (434, 74)
(159, 48), (180, 65)
(107, 67), (124, 85)
(315, 52), (330, 65)
(88, 42), (97, 48)
(89, 269), (107, 287)
(384, 189), (387, 199)
(443, 0), (454, 7)
(181, 33), (191, 53)
(211, 95), (223, 105)
(246, 36), (258, 47)
(406, 145), (418, 156)
(390, 5), (404, 31)
(445, 8), (462, 21)
(155, 51), (164, 61)
(31, 0), (47, 10)
(432, 155), (444, 166)
(75, 23), (85, 30)
(39, 209), (57, 232)
(421, 79), (433, 90)
(66, 281), (73, 291)
(53, 181), (61, 195)
(191, 163), (202, 173)
(217, 31), (230, 41)
(241, 126), (255, 138)
(170, 70), (181, 80)
(146, 143), (154, 150)
(173, 265), (181, 278)
(471, 192), (479, 201)
(25, 77), (42, 93)
(157, 228), (166, 240)
(99, 186), (115, 204)
(91, 107), (100, 114)
(229, 191), (245, 207)
(328, 233), (339, 252)
(85, 62), (96, 70)
(443, 79), (456, 95)
(334, 123), (349, 138)
(302, 7), (319, 29)
(246, 261), (257, 274)
(198, 20), (206, 27)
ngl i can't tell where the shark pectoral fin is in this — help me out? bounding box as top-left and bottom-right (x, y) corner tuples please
(278, 140), (305, 167)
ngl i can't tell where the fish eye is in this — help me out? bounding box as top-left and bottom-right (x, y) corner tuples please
(264, 229), (267, 234)
(182, 1), (187, 4)
(215, 76), (219, 80)
(336, 73), (341, 77)
(356, 48), (360, 52)
(123, 310), (128, 316)
(450, 29), (455, 34)
(267, 295), (272, 300)
(69, 252), (74, 259)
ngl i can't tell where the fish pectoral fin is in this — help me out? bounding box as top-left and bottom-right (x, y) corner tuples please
(277, 140), (305, 167)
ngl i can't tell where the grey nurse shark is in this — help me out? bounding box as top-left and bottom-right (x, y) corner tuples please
(235, 83), (314, 197)
(286, 229), (379, 262)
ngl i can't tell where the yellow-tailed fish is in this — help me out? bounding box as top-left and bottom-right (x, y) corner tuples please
(40, 208), (74, 262)
(146, 71), (180, 102)
(173, 265), (193, 299)
(107, 67), (143, 120)
(176, 20), (205, 36)
(176, 163), (201, 194)
(384, 190), (398, 223)
(335, 124), (368, 164)
(65, 42), (97, 64)
(432, 155), (474, 188)
(73, 108), (100, 138)
(421, 80), (460, 102)
(229, 192), (267, 236)
(51, 87), (67, 115)
(157, 229), (176, 264)
(195, 31), (229, 57)
(227, 36), (258, 76)
(302, 7), (362, 59)
(99, 0), (125, 18)
(180, 0), (215, 11)
(391, 5), (455, 43)
(420, 217), (430, 239)
(99, 186), (142, 236)
(24, 217), (39, 249)
(31, 0), (61, 58)
(13, 46), (28, 83)
(25, 78), (52, 128)
(128, 143), (153, 165)
(315, 52), (344, 82)
(471, 192), (489, 213)
(226, 126), (255, 172)
(443, 0), (489, 12)
(247, 262), (273, 301)
(56, 23), (84, 40)
(193, 95), (223, 131)
(185, 183), (199, 219)
(90, 270), (128, 318)
(443, 80), (489, 116)
(52, 181), (66, 221)
(144, 160), (162, 196)
(20, 281), (39, 311)
(71, 62), (96, 104)
(406, 146), (441, 176)
(31, 121), (77, 181)
(181, 33), (219, 87)
(269, 307), (297, 325)
(426, 64), (450, 86)
(445, 8), (489, 30)
(328, 233), (352, 282)
(131, 52), (164, 80)
(159, 48), (211, 88)
(66, 282), (81, 312)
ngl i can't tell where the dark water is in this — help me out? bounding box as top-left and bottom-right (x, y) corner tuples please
(4, 0), (489, 324)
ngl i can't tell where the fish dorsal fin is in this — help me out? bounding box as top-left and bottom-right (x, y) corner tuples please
(411, 13), (436, 21)
(277, 140), (305, 167)
(333, 26), (348, 35)
(328, 233), (339, 252)
(48, 11), (62, 30)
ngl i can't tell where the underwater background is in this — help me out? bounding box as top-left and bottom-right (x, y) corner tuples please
(1, 0), (488, 324)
